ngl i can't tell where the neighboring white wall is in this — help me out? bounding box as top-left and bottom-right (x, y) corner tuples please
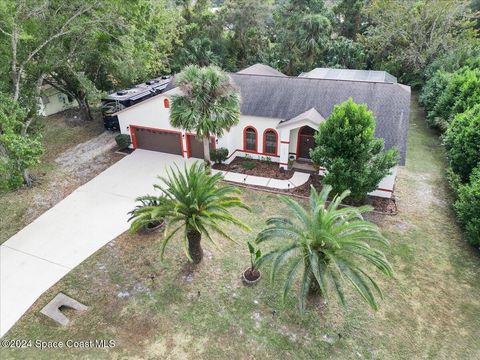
(38, 90), (77, 116)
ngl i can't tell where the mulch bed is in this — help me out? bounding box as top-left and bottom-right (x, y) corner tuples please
(365, 196), (398, 215)
(213, 157), (294, 180)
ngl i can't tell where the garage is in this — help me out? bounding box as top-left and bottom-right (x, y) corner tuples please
(187, 134), (215, 159)
(132, 127), (182, 155)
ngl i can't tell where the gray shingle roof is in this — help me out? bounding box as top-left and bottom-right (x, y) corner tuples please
(229, 73), (411, 165)
(237, 64), (287, 77)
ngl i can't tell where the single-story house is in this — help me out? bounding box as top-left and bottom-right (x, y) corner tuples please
(37, 84), (77, 117)
(114, 64), (411, 197)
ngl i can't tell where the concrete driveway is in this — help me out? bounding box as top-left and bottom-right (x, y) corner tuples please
(0, 150), (198, 337)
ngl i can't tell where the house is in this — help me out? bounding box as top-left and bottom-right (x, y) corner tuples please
(114, 64), (411, 197)
(37, 84), (78, 116)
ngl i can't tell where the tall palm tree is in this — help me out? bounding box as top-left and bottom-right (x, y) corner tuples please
(256, 185), (393, 313)
(129, 162), (250, 264)
(170, 65), (241, 164)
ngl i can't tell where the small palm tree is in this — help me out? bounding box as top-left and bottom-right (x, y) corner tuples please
(170, 65), (241, 164)
(256, 185), (393, 313)
(129, 162), (250, 264)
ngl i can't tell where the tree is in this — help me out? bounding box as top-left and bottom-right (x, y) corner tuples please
(295, 14), (332, 71)
(0, 0), (104, 103)
(101, 0), (183, 88)
(128, 162), (250, 264)
(170, 65), (241, 164)
(333, 0), (367, 40)
(455, 166), (480, 247)
(0, 93), (43, 191)
(311, 99), (399, 202)
(273, 0), (333, 74)
(255, 185), (393, 313)
(220, 0), (273, 69)
(444, 104), (480, 182)
(177, 38), (220, 68)
(325, 36), (367, 69)
(361, 0), (476, 84)
(173, 0), (226, 72)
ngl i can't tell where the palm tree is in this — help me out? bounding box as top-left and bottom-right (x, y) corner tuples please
(169, 65), (241, 164)
(129, 162), (250, 264)
(256, 185), (393, 313)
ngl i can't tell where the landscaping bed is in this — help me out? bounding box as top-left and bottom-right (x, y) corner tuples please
(213, 157), (294, 179)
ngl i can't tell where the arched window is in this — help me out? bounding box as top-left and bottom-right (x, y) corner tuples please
(263, 129), (278, 155)
(163, 98), (170, 108)
(244, 127), (257, 152)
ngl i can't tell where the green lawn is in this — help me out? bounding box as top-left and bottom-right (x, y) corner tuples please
(0, 113), (106, 244)
(1, 97), (479, 359)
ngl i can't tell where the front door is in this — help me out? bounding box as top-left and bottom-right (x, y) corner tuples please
(298, 126), (317, 160)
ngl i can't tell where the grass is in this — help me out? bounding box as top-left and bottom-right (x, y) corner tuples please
(1, 96), (480, 359)
(0, 113), (104, 244)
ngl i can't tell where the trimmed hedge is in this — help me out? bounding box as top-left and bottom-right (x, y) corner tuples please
(444, 104), (480, 182)
(455, 167), (480, 247)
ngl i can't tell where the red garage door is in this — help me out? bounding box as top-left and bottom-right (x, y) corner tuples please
(187, 134), (215, 159)
(132, 127), (182, 155)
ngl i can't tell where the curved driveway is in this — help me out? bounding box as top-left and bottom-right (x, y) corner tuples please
(0, 150), (197, 337)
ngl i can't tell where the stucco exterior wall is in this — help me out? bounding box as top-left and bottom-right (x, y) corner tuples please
(117, 95), (283, 163)
(118, 95), (177, 135)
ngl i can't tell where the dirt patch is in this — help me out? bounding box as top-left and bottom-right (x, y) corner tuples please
(213, 157), (294, 179)
(24, 132), (122, 223)
(55, 131), (116, 170)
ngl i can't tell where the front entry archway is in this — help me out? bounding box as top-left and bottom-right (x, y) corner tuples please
(297, 126), (317, 160)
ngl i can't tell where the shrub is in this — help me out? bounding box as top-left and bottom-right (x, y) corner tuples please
(443, 104), (480, 182)
(255, 185), (392, 313)
(420, 70), (452, 126)
(210, 147), (228, 164)
(311, 98), (399, 202)
(241, 161), (256, 170)
(454, 167), (480, 248)
(115, 134), (131, 150)
(431, 67), (480, 130)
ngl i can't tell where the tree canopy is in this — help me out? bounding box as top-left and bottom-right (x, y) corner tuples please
(311, 99), (399, 201)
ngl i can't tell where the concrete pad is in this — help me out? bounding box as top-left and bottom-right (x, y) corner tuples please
(224, 172), (249, 183)
(40, 293), (88, 326)
(268, 178), (293, 190)
(1, 246), (69, 337)
(245, 175), (270, 187)
(376, 166), (397, 192)
(3, 191), (133, 269)
(368, 189), (393, 199)
(81, 150), (199, 199)
(288, 172), (310, 187)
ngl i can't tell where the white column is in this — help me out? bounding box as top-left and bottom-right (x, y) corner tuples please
(181, 131), (189, 158)
(279, 129), (290, 169)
